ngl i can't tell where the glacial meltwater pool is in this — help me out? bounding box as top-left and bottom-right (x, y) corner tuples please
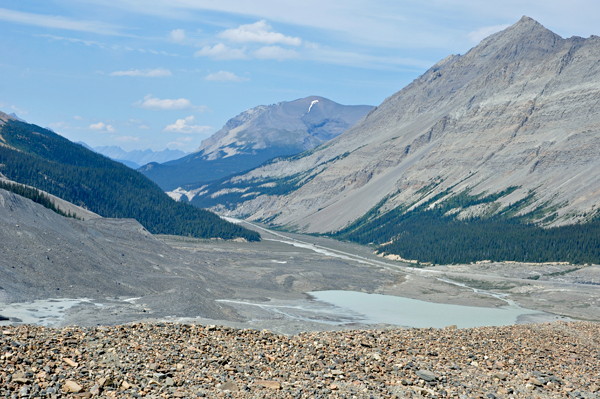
(308, 290), (542, 329)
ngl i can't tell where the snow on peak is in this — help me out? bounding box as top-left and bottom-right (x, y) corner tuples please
(307, 100), (319, 113)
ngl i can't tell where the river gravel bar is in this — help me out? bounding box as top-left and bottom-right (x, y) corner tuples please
(1, 321), (599, 398)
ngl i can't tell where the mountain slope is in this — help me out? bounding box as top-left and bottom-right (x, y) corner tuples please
(0, 111), (259, 241)
(183, 17), (600, 257)
(0, 187), (235, 320)
(139, 96), (373, 190)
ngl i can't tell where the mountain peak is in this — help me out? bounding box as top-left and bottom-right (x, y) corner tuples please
(494, 15), (560, 42)
(460, 15), (563, 64)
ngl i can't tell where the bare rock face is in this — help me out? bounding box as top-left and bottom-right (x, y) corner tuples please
(204, 16), (600, 233)
(140, 96), (373, 191)
(197, 96), (374, 160)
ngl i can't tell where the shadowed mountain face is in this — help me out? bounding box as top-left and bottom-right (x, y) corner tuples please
(187, 17), (600, 234)
(138, 96), (373, 191)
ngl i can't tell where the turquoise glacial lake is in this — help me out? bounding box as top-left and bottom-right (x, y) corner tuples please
(309, 290), (542, 329)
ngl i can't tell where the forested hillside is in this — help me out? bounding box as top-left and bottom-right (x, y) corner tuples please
(0, 119), (259, 241)
(332, 187), (600, 264)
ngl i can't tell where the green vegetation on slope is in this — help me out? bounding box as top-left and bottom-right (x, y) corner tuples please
(0, 120), (260, 241)
(188, 150), (353, 210)
(0, 180), (79, 219)
(331, 186), (600, 264)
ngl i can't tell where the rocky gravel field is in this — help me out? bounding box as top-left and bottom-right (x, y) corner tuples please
(1, 321), (599, 399)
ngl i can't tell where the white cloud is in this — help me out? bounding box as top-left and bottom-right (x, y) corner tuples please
(48, 121), (69, 129)
(89, 122), (115, 132)
(194, 43), (247, 60)
(115, 136), (140, 142)
(110, 68), (172, 77)
(205, 71), (249, 82)
(218, 20), (301, 46)
(163, 116), (211, 134)
(0, 7), (121, 35)
(37, 34), (105, 48)
(73, 115), (83, 120)
(89, 122), (105, 130)
(467, 24), (511, 43)
(170, 29), (186, 42)
(254, 45), (299, 60)
(133, 94), (206, 111)
(139, 125), (150, 129)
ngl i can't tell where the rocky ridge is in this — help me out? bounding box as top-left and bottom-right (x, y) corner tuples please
(202, 17), (600, 233)
(0, 321), (598, 398)
(139, 96), (373, 191)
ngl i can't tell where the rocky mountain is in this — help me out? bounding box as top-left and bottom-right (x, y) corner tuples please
(0, 111), (259, 241)
(184, 17), (600, 251)
(139, 96), (373, 190)
(88, 145), (187, 169)
(8, 113), (25, 122)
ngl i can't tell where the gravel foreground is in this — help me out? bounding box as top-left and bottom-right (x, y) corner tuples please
(1, 321), (599, 399)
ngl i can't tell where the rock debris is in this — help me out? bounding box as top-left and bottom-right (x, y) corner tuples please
(1, 321), (599, 398)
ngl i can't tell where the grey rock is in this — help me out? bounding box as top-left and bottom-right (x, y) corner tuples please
(203, 16), (600, 234)
(164, 377), (175, 387)
(18, 386), (28, 397)
(416, 369), (436, 382)
(141, 96), (374, 191)
(219, 381), (238, 391)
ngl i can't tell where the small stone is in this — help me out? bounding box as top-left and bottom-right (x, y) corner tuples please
(165, 377), (175, 387)
(530, 378), (544, 387)
(65, 380), (82, 393)
(330, 384), (339, 390)
(63, 358), (78, 367)
(255, 380), (281, 389)
(219, 381), (238, 391)
(122, 380), (131, 389)
(18, 386), (29, 397)
(415, 370), (436, 382)
(492, 372), (508, 381)
(97, 377), (113, 387)
(90, 384), (101, 396)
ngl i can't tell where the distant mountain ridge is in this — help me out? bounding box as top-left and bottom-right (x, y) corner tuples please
(79, 143), (187, 169)
(139, 96), (373, 190)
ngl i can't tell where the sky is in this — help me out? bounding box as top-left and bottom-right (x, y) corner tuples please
(1, 1), (599, 152)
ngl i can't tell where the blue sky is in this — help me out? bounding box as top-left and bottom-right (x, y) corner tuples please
(1, 1), (599, 152)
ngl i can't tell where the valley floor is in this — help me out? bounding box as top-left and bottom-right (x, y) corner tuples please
(3, 220), (599, 332)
